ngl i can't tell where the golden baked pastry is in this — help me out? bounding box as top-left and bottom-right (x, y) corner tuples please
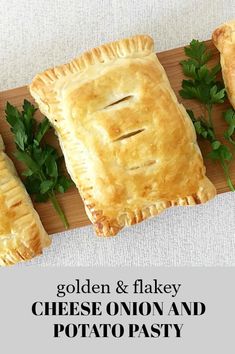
(212, 20), (235, 108)
(30, 35), (216, 236)
(0, 135), (51, 265)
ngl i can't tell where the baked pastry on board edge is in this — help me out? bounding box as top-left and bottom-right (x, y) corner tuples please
(0, 135), (51, 266)
(30, 35), (216, 237)
(212, 19), (235, 109)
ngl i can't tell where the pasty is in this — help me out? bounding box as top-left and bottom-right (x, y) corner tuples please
(30, 35), (216, 236)
(212, 20), (235, 108)
(0, 135), (51, 265)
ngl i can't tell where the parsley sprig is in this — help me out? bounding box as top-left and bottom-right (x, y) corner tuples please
(5, 100), (73, 228)
(180, 39), (235, 192)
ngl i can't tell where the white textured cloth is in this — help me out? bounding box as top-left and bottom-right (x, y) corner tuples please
(1, 0), (235, 266)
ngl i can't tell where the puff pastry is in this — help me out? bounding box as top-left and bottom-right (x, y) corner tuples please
(30, 35), (216, 236)
(0, 135), (51, 266)
(212, 20), (235, 108)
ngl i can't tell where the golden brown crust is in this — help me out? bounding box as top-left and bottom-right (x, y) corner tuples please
(0, 135), (51, 266)
(212, 20), (235, 108)
(30, 35), (216, 236)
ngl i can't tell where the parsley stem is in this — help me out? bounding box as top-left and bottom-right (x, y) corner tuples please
(37, 170), (69, 228)
(228, 137), (235, 146)
(220, 159), (235, 192)
(206, 104), (213, 129)
(48, 191), (69, 229)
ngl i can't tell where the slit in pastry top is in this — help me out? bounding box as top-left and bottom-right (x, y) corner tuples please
(103, 95), (133, 110)
(113, 128), (145, 142)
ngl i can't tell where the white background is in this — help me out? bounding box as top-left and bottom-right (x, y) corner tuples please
(1, 0), (235, 266)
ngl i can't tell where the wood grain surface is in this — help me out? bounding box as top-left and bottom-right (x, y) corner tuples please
(0, 40), (234, 234)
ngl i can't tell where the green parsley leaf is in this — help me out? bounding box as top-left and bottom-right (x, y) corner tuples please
(45, 153), (58, 179)
(224, 108), (235, 145)
(35, 117), (51, 144)
(40, 180), (54, 194)
(55, 175), (74, 193)
(14, 150), (39, 173)
(24, 175), (41, 194)
(211, 140), (221, 150)
(208, 145), (232, 162)
(209, 85), (226, 104)
(184, 39), (211, 66)
(5, 102), (21, 126)
(180, 60), (197, 78)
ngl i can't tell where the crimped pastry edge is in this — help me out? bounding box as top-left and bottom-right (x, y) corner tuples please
(88, 177), (216, 236)
(30, 35), (154, 101)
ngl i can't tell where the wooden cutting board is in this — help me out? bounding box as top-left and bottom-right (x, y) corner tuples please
(0, 40), (234, 234)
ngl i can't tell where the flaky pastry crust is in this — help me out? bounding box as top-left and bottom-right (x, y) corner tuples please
(0, 135), (51, 265)
(212, 20), (235, 108)
(30, 35), (216, 236)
